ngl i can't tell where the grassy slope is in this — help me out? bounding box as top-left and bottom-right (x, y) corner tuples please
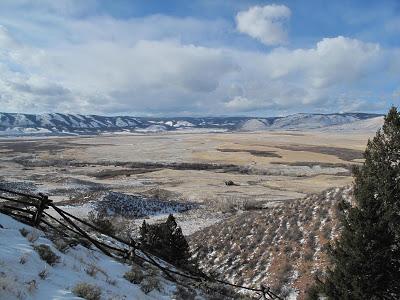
(190, 187), (352, 299)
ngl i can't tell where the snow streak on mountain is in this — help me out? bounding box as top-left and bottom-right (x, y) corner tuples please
(0, 112), (382, 136)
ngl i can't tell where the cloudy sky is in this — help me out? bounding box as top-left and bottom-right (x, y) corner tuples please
(0, 0), (399, 116)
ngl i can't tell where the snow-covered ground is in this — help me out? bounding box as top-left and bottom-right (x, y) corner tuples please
(0, 213), (180, 300)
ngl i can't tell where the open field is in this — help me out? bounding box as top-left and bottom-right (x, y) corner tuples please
(0, 128), (378, 299)
(0, 132), (374, 203)
(0, 130), (374, 234)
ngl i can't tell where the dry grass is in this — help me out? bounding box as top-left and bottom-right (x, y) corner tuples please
(0, 130), (371, 209)
(190, 186), (352, 300)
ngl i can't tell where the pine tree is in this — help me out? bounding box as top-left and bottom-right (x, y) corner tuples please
(139, 214), (191, 265)
(321, 107), (400, 299)
(167, 214), (190, 262)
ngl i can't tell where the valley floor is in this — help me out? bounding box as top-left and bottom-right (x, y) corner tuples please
(0, 129), (375, 299)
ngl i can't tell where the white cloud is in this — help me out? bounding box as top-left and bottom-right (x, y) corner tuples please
(236, 4), (291, 46)
(0, 5), (397, 116)
(225, 96), (256, 110)
(220, 36), (385, 112)
(262, 36), (382, 88)
(0, 24), (239, 114)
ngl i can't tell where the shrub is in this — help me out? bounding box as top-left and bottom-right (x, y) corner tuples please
(72, 282), (101, 300)
(124, 268), (144, 284)
(85, 264), (99, 278)
(106, 277), (117, 286)
(33, 244), (60, 266)
(38, 269), (48, 280)
(19, 228), (29, 237)
(26, 279), (37, 294)
(140, 276), (161, 294)
(200, 281), (238, 299)
(305, 284), (321, 300)
(243, 199), (262, 210)
(322, 224), (332, 240)
(174, 285), (196, 300)
(53, 238), (70, 253)
(87, 211), (115, 235)
(284, 244), (293, 254)
(19, 254), (28, 264)
(304, 249), (314, 261)
(27, 230), (39, 243)
(0, 274), (26, 299)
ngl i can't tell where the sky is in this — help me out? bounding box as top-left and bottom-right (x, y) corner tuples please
(0, 0), (399, 116)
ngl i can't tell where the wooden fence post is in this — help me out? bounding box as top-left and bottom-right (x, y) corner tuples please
(32, 194), (51, 227)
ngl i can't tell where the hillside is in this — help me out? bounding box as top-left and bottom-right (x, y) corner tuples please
(190, 187), (353, 300)
(0, 212), (246, 300)
(319, 116), (384, 132)
(0, 112), (381, 136)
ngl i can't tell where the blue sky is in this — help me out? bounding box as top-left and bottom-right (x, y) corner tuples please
(0, 0), (399, 116)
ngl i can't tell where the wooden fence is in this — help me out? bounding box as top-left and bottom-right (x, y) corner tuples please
(0, 186), (282, 300)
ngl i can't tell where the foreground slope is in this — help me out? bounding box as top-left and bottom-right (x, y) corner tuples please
(0, 212), (245, 300)
(190, 187), (352, 299)
(0, 213), (177, 299)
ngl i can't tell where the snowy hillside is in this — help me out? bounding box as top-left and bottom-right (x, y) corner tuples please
(0, 112), (381, 136)
(319, 116), (384, 132)
(238, 119), (270, 131)
(0, 212), (244, 300)
(0, 213), (178, 300)
(269, 113), (361, 130)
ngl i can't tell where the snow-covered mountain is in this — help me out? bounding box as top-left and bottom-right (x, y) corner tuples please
(319, 116), (384, 132)
(268, 113), (360, 130)
(0, 112), (382, 136)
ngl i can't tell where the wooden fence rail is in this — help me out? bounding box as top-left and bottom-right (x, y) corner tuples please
(0, 186), (282, 300)
(0, 187), (50, 226)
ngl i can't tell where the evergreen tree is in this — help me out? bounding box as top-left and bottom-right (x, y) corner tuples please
(139, 214), (191, 265)
(167, 214), (191, 262)
(321, 107), (400, 299)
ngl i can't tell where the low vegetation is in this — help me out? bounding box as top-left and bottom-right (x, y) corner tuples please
(72, 282), (101, 300)
(190, 186), (350, 299)
(124, 268), (145, 284)
(33, 244), (60, 266)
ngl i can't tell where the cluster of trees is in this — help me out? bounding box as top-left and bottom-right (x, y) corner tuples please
(311, 107), (400, 299)
(139, 214), (191, 266)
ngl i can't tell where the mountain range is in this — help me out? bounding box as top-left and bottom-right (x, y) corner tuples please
(0, 112), (382, 136)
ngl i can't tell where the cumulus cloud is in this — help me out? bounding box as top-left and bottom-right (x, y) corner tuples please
(236, 4), (291, 46)
(0, 24), (239, 114)
(262, 36), (382, 88)
(0, 2), (398, 116)
(225, 96), (256, 111)
(221, 36), (386, 112)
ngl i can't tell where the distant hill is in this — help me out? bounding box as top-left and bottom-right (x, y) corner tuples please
(0, 112), (382, 136)
(319, 116), (384, 132)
